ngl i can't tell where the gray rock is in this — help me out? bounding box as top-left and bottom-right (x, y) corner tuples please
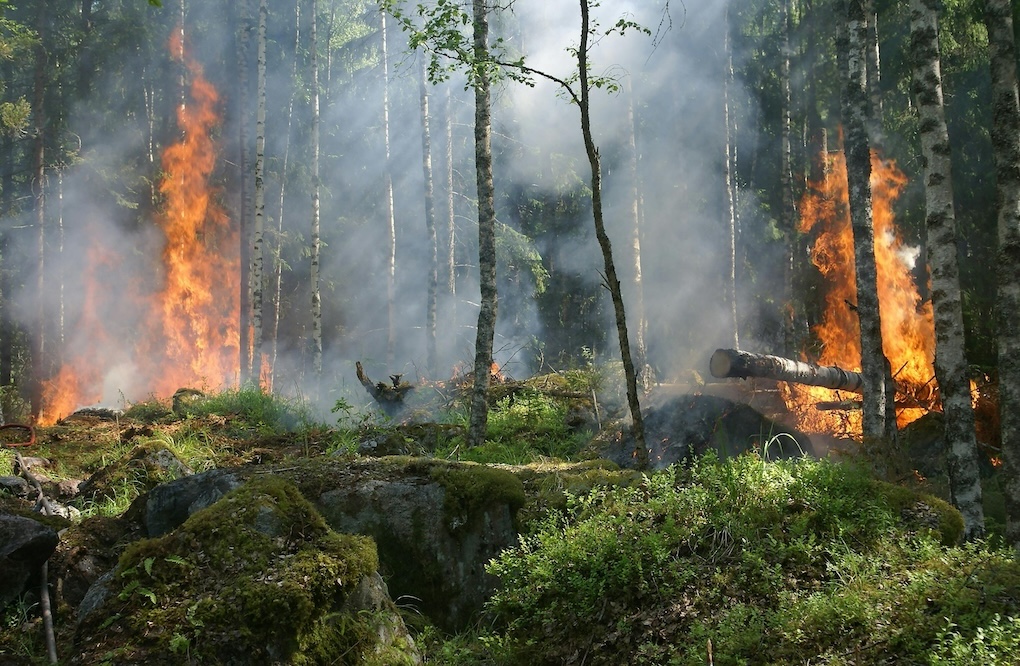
(0, 475), (30, 498)
(143, 469), (241, 537)
(315, 464), (520, 632)
(0, 513), (59, 611)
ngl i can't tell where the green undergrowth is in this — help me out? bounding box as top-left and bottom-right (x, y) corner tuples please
(430, 453), (1020, 666)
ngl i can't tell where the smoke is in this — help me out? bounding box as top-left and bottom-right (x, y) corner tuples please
(6, 0), (781, 420)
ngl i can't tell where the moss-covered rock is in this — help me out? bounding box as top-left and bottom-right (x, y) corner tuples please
(73, 476), (418, 665)
(312, 457), (523, 632)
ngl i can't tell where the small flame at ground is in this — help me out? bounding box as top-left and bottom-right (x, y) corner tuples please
(38, 31), (238, 424)
(784, 146), (936, 436)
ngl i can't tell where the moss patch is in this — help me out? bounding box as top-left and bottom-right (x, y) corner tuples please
(74, 476), (387, 665)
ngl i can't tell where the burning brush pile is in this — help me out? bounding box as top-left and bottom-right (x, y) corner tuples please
(723, 148), (998, 458)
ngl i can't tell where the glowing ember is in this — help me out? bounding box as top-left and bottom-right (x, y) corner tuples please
(37, 30), (238, 424)
(785, 146), (936, 436)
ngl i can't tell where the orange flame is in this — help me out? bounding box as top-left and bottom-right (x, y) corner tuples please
(785, 145), (936, 435)
(37, 30), (238, 424)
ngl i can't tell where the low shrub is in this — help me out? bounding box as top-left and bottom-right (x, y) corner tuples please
(480, 454), (1020, 665)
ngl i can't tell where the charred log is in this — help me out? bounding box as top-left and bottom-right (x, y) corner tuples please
(710, 348), (864, 393)
(356, 361), (414, 414)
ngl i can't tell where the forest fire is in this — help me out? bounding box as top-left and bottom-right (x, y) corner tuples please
(37, 33), (238, 424)
(783, 148), (936, 436)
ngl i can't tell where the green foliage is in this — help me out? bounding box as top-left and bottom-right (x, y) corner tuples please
(930, 614), (1020, 664)
(474, 455), (1020, 665)
(186, 386), (313, 433)
(482, 389), (586, 461)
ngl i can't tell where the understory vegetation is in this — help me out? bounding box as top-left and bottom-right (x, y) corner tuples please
(1, 381), (1018, 665)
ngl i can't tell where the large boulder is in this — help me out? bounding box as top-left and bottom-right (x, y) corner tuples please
(312, 459), (524, 632)
(138, 458), (525, 633)
(0, 513), (60, 611)
(74, 476), (420, 665)
(600, 392), (815, 469)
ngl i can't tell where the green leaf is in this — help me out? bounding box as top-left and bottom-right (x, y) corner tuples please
(148, 0), (163, 6)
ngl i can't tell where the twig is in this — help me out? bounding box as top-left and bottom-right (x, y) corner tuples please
(14, 451), (58, 664)
(40, 563), (57, 664)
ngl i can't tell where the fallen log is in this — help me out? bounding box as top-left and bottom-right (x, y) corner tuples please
(710, 348), (864, 393)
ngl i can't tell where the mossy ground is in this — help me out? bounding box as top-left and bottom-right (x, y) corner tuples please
(74, 476), (382, 665)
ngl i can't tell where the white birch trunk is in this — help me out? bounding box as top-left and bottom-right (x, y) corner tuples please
(420, 57), (438, 378)
(251, 0), (267, 386)
(841, 0), (895, 453)
(910, 0), (984, 538)
(310, 0), (323, 377)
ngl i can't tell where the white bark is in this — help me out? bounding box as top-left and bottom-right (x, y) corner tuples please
(251, 0), (267, 386)
(910, 0), (984, 538)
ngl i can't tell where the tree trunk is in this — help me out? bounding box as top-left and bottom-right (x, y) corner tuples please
(984, 0), (1020, 549)
(864, 0), (882, 122)
(444, 85), (457, 326)
(382, 9), (397, 369)
(237, 0), (253, 383)
(269, 0), (301, 391)
(467, 0), (497, 449)
(840, 0), (896, 455)
(625, 89), (649, 386)
(420, 57), (438, 378)
(251, 0), (268, 386)
(577, 0), (647, 468)
(310, 0), (323, 378)
(909, 0), (985, 540)
(710, 348), (865, 392)
(780, 0), (797, 354)
(723, 4), (739, 350)
(29, 4), (47, 421)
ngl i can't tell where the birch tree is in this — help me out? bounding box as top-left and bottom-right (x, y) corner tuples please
(311, 0), (323, 378)
(382, 9), (397, 369)
(420, 57), (439, 378)
(269, 0), (301, 390)
(984, 0), (1020, 549)
(839, 0), (896, 454)
(909, 0), (984, 539)
(382, 0), (501, 447)
(723, 3), (739, 350)
(236, 0), (253, 382)
(251, 0), (267, 385)
(779, 0), (796, 354)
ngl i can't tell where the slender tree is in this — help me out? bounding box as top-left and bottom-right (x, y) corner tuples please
(909, 0), (984, 539)
(984, 0), (1020, 549)
(310, 0), (323, 377)
(780, 0), (796, 354)
(236, 0), (253, 382)
(576, 0), (647, 467)
(29, 2), (47, 420)
(625, 89), (649, 386)
(269, 0), (301, 390)
(466, 0), (498, 448)
(251, 0), (267, 386)
(444, 85), (457, 332)
(420, 57), (439, 378)
(723, 3), (740, 350)
(840, 0), (895, 454)
(382, 8), (397, 369)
